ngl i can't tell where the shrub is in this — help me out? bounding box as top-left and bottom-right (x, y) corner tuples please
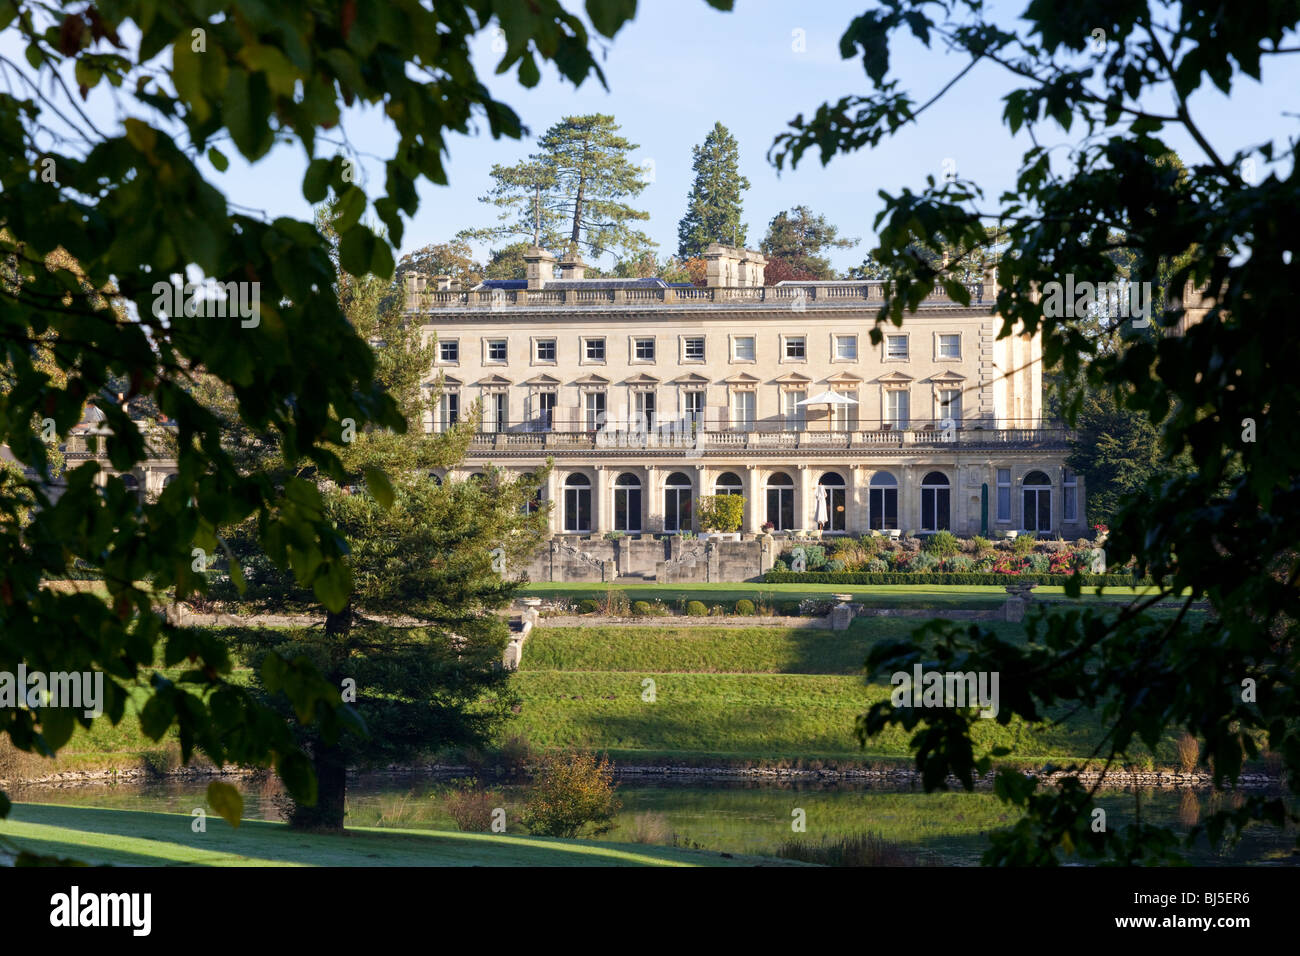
(624, 812), (675, 845)
(686, 600), (708, 617)
(444, 784), (504, 833)
(631, 600), (653, 616)
(971, 535), (992, 554)
(577, 598), (598, 615)
(1026, 554), (1051, 574)
(780, 600), (802, 616)
(735, 599), (756, 615)
(773, 558), (788, 572)
(947, 554), (974, 572)
(1176, 732), (1200, 773)
(1012, 533), (1037, 556)
(800, 544), (827, 570)
(696, 494), (745, 533)
(866, 557), (889, 573)
(859, 534), (881, 555)
(520, 751), (621, 838)
(600, 589), (631, 616)
(923, 529), (960, 557)
(708, 603), (725, 616)
(826, 558), (847, 572)
(776, 832), (920, 867)
(910, 552), (939, 572)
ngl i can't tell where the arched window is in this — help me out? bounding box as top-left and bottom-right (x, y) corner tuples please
(766, 472), (795, 531)
(664, 472), (693, 533)
(920, 471), (950, 532)
(429, 472), (443, 486)
(818, 472), (847, 532)
(563, 473), (591, 532)
(162, 473), (177, 488)
(869, 471), (898, 530)
(613, 472), (642, 532)
(714, 472), (743, 496)
(1022, 470), (1052, 533)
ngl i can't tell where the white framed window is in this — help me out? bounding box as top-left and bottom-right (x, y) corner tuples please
(732, 335), (756, 362)
(1064, 467), (1078, 522)
(833, 334), (858, 361)
(731, 390), (755, 431)
(485, 339), (507, 363)
(997, 468), (1011, 522)
(634, 390), (656, 430)
(682, 336), (705, 362)
(584, 391), (606, 431)
(633, 337), (656, 362)
(937, 333), (961, 359)
(783, 390), (806, 430)
(484, 391), (508, 433)
(782, 335), (806, 361)
(683, 389), (705, 425)
(583, 337), (606, 363)
(938, 388), (962, 424)
(833, 390), (857, 430)
(885, 389), (909, 429)
(885, 334), (909, 360)
(534, 338), (556, 363)
(439, 391), (460, 431)
(439, 340), (459, 363)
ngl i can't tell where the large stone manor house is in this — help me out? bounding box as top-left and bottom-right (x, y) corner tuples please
(407, 243), (1087, 540)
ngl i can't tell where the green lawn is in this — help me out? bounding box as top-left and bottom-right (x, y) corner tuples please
(521, 581), (1175, 608)
(0, 803), (789, 867)
(511, 670), (1108, 763)
(520, 619), (1031, 674)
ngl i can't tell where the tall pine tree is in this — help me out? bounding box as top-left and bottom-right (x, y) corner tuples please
(460, 114), (653, 261)
(760, 206), (857, 280)
(676, 122), (750, 257)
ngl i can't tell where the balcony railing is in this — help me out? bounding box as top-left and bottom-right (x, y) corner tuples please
(461, 418), (1073, 453)
(407, 279), (990, 312)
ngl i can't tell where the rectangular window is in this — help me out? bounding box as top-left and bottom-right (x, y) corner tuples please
(684, 390), (705, 425)
(486, 339), (507, 362)
(635, 391), (656, 430)
(938, 334), (961, 358)
(732, 391), (755, 431)
(886, 334), (908, 359)
(885, 390), (909, 429)
(440, 392), (459, 430)
(584, 338), (606, 361)
(833, 391), (857, 430)
(1064, 468), (1078, 521)
(533, 392), (556, 431)
(634, 337), (655, 361)
(783, 391), (806, 430)
(439, 340), (459, 363)
(997, 468), (1011, 521)
(834, 335), (857, 360)
(784, 336), (806, 360)
(938, 388), (962, 424)
(485, 392), (507, 433)
(683, 337), (705, 361)
(535, 339), (556, 362)
(733, 336), (756, 361)
(584, 392), (606, 431)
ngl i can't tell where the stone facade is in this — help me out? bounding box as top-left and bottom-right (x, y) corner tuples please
(409, 248), (1088, 543)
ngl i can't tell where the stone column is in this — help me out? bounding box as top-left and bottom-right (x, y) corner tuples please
(692, 464), (706, 533)
(594, 465), (608, 534)
(646, 465), (661, 532)
(900, 464), (915, 533)
(848, 465), (864, 534)
(744, 465), (762, 533)
(796, 464), (811, 532)
(546, 468), (561, 535)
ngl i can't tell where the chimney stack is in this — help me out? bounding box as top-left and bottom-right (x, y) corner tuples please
(523, 246), (557, 290)
(558, 255), (586, 281)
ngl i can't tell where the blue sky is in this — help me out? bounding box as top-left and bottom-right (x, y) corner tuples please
(9, 1), (1299, 274)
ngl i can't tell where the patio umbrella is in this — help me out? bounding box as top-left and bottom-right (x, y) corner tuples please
(797, 390), (859, 432)
(814, 484), (829, 528)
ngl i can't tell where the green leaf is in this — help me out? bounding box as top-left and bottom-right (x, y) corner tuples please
(278, 750), (317, 806)
(207, 146), (228, 171)
(339, 225), (375, 277)
(363, 466), (395, 509)
(207, 781), (243, 828)
(585, 0), (637, 38)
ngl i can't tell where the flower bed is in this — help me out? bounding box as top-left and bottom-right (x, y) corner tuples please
(763, 571), (1150, 587)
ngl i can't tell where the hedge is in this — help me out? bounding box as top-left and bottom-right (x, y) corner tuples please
(762, 571), (1152, 587)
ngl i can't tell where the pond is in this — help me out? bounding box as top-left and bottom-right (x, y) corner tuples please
(11, 774), (1298, 865)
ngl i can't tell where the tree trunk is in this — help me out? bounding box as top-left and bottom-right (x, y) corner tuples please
(289, 599), (352, 831)
(570, 177), (584, 252)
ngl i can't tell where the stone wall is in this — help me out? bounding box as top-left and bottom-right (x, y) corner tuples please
(520, 535), (770, 583)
